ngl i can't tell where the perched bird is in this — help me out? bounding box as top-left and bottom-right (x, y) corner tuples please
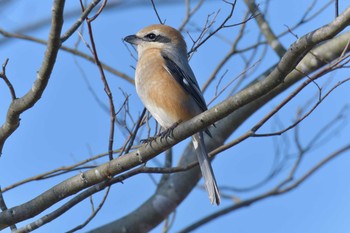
(124, 24), (220, 205)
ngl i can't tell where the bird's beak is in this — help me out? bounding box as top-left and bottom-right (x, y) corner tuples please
(124, 35), (141, 45)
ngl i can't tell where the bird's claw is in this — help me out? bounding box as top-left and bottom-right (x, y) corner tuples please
(140, 136), (157, 145)
(158, 122), (179, 140)
(140, 122), (179, 145)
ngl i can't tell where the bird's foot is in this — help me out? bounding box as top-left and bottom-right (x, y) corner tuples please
(140, 136), (157, 145)
(140, 122), (179, 146)
(158, 122), (179, 140)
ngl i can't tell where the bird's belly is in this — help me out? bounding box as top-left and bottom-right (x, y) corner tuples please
(144, 102), (177, 128)
(136, 78), (201, 129)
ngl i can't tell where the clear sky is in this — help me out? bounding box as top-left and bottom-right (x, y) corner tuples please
(1, 1), (350, 233)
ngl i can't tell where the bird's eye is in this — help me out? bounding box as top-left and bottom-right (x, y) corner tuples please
(145, 33), (157, 41)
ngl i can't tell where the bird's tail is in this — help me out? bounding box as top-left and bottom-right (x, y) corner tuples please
(192, 132), (220, 205)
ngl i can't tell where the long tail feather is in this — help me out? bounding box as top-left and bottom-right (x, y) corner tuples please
(192, 132), (220, 205)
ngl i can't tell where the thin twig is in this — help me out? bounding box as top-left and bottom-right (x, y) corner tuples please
(60, 0), (102, 42)
(0, 58), (16, 100)
(80, 0), (116, 161)
(178, 0), (205, 32)
(335, 0), (339, 17)
(0, 28), (134, 84)
(151, 0), (164, 24)
(188, 0), (237, 56)
(123, 108), (147, 155)
(202, 9), (251, 92)
(66, 186), (111, 232)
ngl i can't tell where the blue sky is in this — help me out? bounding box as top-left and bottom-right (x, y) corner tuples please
(1, 1), (350, 232)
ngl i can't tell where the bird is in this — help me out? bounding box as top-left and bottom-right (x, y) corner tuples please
(124, 24), (220, 205)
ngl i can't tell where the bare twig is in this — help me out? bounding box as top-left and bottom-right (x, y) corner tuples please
(207, 60), (261, 106)
(123, 108), (147, 155)
(0, 28), (134, 84)
(2, 162), (99, 193)
(178, 0), (205, 31)
(80, 0), (116, 161)
(89, 0), (107, 21)
(188, 0), (236, 55)
(151, 0), (164, 24)
(335, 0), (339, 17)
(60, 0), (103, 42)
(66, 186), (111, 232)
(202, 9), (251, 92)
(0, 58), (16, 100)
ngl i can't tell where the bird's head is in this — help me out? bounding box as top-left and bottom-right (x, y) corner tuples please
(124, 24), (188, 59)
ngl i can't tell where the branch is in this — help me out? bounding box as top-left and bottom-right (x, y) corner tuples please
(0, 187), (16, 231)
(244, 0), (286, 57)
(66, 186), (111, 233)
(178, 0), (205, 31)
(187, 0), (238, 56)
(80, 0), (116, 161)
(0, 58), (16, 100)
(0, 29), (134, 84)
(60, 0), (102, 42)
(0, 0), (65, 154)
(202, 9), (252, 92)
(151, 0), (165, 24)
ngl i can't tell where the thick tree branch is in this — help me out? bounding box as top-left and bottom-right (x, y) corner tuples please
(0, 0), (65, 155)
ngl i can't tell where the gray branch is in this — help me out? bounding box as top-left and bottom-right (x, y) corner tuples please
(0, 0), (65, 154)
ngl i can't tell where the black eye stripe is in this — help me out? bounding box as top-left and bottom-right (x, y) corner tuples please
(143, 33), (171, 43)
(157, 35), (171, 43)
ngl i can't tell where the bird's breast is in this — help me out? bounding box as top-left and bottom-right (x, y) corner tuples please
(135, 53), (201, 128)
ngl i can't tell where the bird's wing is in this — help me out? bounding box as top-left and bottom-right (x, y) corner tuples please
(161, 52), (208, 112)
